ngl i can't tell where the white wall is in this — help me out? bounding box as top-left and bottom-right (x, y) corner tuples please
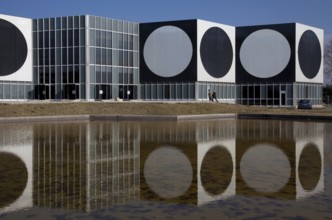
(0, 14), (32, 82)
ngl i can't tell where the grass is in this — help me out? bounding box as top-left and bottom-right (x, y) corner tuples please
(0, 101), (331, 117)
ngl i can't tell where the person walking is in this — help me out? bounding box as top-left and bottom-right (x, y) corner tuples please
(208, 89), (213, 102)
(212, 91), (218, 102)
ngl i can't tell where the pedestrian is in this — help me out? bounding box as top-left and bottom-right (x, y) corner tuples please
(208, 89), (213, 102)
(212, 91), (218, 102)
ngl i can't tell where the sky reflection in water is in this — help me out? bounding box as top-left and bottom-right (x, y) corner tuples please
(0, 119), (331, 219)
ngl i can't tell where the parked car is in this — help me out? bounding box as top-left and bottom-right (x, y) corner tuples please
(298, 99), (312, 109)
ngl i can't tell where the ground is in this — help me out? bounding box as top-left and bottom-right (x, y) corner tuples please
(0, 101), (331, 117)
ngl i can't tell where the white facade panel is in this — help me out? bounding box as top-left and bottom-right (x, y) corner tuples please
(197, 20), (235, 83)
(0, 14), (32, 82)
(295, 23), (324, 83)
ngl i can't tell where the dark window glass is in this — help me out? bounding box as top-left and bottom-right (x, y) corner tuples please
(50, 31), (55, 47)
(56, 17), (61, 29)
(68, 66), (74, 83)
(38, 19), (43, 30)
(62, 48), (67, 64)
(50, 18), (55, 30)
(33, 49), (38, 66)
(80, 29), (85, 46)
(102, 18), (106, 29)
(56, 30), (61, 46)
(33, 32), (38, 48)
(50, 49), (55, 65)
(68, 16), (73, 29)
(102, 66), (106, 83)
(62, 17), (67, 29)
(68, 47), (73, 65)
(62, 66), (67, 83)
(74, 29), (79, 47)
(38, 32), (43, 48)
(39, 67), (44, 84)
(44, 67), (50, 84)
(51, 67), (55, 83)
(44, 19), (49, 31)
(74, 47), (79, 64)
(38, 49), (44, 65)
(74, 16), (79, 29)
(45, 49), (49, 65)
(33, 19), (37, 31)
(119, 50), (123, 66)
(80, 16), (85, 28)
(68, 30), (73, 47)
(123, 34), (128, 50)
(74, 65), (79, 83)
(96, 48), (101, 65)
(56, 48), (61, 65)
(62, 30), (67, 47)
(80, 47), (85, 64)
(44, 32), (49, 48)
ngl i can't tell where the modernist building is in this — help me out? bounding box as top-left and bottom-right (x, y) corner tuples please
(0, 13), (324, 106)
(236, 23), (324, 106)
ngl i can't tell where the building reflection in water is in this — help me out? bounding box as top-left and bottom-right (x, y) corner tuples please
(0, 119), (325, 213)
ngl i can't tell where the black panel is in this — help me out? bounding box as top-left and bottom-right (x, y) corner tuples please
(236, 23), (296, 84)
(140, 20), (197, 83)
(200, 27), (233, 78)
(0, 19), (28, 76)
(298, 30), (321, 79)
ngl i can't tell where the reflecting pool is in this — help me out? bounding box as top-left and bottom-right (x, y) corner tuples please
(0, 119), (331, 219)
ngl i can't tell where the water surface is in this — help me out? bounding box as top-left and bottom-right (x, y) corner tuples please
(0, 119), (331, 219)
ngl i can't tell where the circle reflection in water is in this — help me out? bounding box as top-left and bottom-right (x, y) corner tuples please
(0, 152), (28, 208)
(298, 143), (322, 191)
(240, 144), (291, 193)
(200, 146), (233, 196)
(144, 146), (193, 199)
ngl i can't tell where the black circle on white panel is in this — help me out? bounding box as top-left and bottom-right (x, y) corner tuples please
(200, 146), (233, 196)
(298, 30), (321, 79)
(298, 143), (322, 191)
(200, 27), (233, 78)
(0, 19), (28, 76)
(143, 26), (193, 78)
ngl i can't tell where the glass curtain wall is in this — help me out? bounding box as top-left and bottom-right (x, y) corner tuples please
(0, 81), (33, 101)
(87, 16), (139, 100)
(236, 83), (322, 107)
(33, 16), (86, 100)
(140, 82), (236, 102)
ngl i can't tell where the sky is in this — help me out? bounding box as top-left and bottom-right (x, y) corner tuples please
(0, 0), (331, 41)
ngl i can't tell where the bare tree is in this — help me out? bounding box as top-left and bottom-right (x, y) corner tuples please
(325, 37), (332, 85)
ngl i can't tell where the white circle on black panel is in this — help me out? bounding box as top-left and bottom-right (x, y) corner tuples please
(143, 26), (193, 78)
(240, 29), (291, 78)
(200, 27), (233, 78)
(240, 144), (291, 193)
(298, 30), (321, 79)
(144, 146), (193, 199)
(0, 19), (28, 77)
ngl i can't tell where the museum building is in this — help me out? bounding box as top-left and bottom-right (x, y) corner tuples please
(0, 13), (324, 106)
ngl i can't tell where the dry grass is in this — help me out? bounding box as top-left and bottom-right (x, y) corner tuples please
(0, 101), (331, 117)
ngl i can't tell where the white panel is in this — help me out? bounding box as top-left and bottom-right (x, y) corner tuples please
(197, 139), (236, 205)
(197, 20), (235, 83)
(143, 26), (193, 78)
(0, 126), (33, 214)
(295, 23), (324, 83)
(0, 14), (32, 82)
(295, 139), (324, 200)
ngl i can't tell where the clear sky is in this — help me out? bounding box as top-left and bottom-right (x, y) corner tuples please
(0, 0), (331, 41)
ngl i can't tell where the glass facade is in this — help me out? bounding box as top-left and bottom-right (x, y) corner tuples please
(236, 83), (322, 106)
(0, 81), (33, 101)
(32, 15), (139, 100)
